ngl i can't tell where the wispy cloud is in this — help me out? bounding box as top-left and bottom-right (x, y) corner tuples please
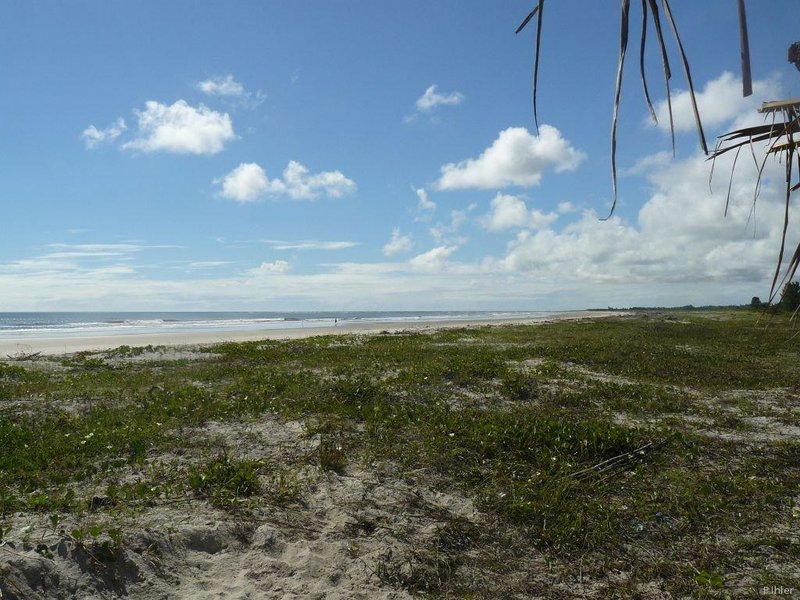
(406, 84), (464, 122)
(188, 261), (232, 269)
(414, 187), (436, 213)
(81, 118), (127, 149)
(383, 229), (413, 257)
(261, 240), (358, 251)
(415, 84), (464, 112)
(196, 74), (266, 108)
(430, 205), (475, 245)
(196, 74), (245, 97)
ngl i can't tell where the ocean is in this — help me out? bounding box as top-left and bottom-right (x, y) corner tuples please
(0, 311), (555, 340)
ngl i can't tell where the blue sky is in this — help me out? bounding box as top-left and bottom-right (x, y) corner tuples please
(1, 1), (798, 310)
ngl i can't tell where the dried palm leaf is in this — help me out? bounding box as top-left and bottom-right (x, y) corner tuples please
(608, 0), (631, 218)
(515, 0), (545, 133)
(711, 100), (800, 302)
(661, 0), (707, 154)
(639, 0), (657, 124)
(515, 5), (539, 34)
(517, 1), (707, 216)
(737, 0), (753, 97)
(646, 0), (675, 154)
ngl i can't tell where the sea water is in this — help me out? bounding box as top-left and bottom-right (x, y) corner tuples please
(0, 311), (556, 341)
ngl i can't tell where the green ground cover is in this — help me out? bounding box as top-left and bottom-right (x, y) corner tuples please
(1, 310), (798, 598)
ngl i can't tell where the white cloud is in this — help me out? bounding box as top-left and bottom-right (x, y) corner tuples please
(81, 118), (127, 149)
(437, 126), (585, 190)
(4, 73), (794, 312)
(196, 74), (265, 108)
(262, 240), (358, 251)
(217, 163), (275, 203)
(415, 187), (436, 213)
(409, 245), (458, 272)
(496, 146), (795, 287)
(383, 228), (413, 256)
(217, 161), (356, 202)
(280, 161), (356, 200)
(415, 85), (464, 112)
(197, 74), (245, 97)
(623, 151), (673, 176)
(249, 260), (291, 275)
(557, 201), (577, 214)
(123, 100), (235, 155)
(430, 207), (473, 244)
(480, 193), (558, 232)
(653, 71), (781, 134)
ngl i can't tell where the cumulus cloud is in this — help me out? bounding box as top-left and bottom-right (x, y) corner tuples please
(383, 229), (413, 257)
(280, 161), (356, 200)
(217, 161), (356, 202)
(217, 163), (275, 203)
(81, 118), (127, 149)
(123, 100), (235, 155)
(197, 74), (245, 97)
(436, 126), (585, 190)
(409, 245), (457, 272)
(480, 193), (559, 232)
(496, 146), (796, 287)
(653, 71), (781, 134)
(415, 85), (464, 112)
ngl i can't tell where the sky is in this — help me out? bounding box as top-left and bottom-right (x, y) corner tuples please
(1, 0), (798, 311)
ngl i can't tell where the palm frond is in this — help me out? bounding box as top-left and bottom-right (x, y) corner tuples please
(661, 0), (707, 154)
(608, 0), (632, 219)
(519, 0), (547, 134)
(646, 0), (675, 155)
(712, 100), (800, 302)
(639, 0), (657, 124)
(515, 6), (539, 34)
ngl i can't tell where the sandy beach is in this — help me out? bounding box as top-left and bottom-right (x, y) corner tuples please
(0, 311), (617, 356)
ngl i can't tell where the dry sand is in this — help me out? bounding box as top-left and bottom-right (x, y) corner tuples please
(0, 311), (618, 357)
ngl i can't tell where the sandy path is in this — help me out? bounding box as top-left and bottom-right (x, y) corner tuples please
(0, 311), (620, 356)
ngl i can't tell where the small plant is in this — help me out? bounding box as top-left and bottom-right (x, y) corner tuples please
(265, 467), (302, 505)
(319, 433), (347, 473)
(500, 370), (539, 402)
(189, 454), (262, 508)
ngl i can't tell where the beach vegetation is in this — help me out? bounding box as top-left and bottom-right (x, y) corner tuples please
(188, 454), (262, 508)
(2, 311), (800, 597)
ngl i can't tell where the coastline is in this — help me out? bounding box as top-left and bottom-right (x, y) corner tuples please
(0, 311), (619, 356)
